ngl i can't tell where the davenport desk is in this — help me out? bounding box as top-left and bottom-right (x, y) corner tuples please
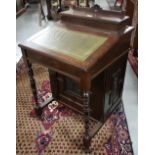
(19, 7), (133, 152)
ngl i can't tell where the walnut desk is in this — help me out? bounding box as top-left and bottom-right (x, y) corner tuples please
(19, 7), (133, 152)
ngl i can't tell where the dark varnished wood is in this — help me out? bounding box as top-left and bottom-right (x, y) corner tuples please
(77, 0), (80, 6)
(21, 49), (42, 117)
(19, 7), (133, 151)
(16, 0), (27, 18)
(48, 70), (59, 99)
(60, 7), (129, 31)
(126, 0), (138, 56)
(45, 0), (53, 20)
(86, 0), (89, 7)
(83, 91), (91, 152)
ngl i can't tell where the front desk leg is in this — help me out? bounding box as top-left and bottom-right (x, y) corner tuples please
(26, 59), (42, 117)
(83, 91), (91, 153)
(86, 0), (89, 7)
(45, 0), (53, 20)
(57, 0), (62, 13)
(48, 70), (58, 100)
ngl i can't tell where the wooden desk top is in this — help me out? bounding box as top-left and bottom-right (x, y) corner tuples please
(19, 8), (133, 81)
(19, 22), (118, 68)
(30, 26), (108, 61)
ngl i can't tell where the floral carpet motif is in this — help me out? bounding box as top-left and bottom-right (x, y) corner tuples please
(16, 63), (134, 155)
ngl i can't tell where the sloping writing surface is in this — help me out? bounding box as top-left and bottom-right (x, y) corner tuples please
(31, 27), (108, 61)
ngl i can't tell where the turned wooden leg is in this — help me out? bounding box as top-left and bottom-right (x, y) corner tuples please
(57, 0), (63, 13)
(86, 0), (89, 7)
(48, 70), (58, 100)
(26, 59), (42, 117)
(46, 0), (53, 20)
(83, 91), (91, 153)
(40, 0), (46, 20)
(77, 0), (80, 6)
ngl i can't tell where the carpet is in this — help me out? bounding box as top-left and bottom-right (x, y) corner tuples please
(16, 63), (134, 155)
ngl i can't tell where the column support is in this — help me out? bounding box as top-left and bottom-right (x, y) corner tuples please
(27, 60), (42, 117)
(83, 91), (91, 153)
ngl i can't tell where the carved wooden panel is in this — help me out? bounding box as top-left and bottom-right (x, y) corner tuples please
(104, 54), (127, 119)
(65, 77), (81, 96)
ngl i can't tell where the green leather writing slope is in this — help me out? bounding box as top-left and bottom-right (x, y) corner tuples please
(31, 27), (108, 61)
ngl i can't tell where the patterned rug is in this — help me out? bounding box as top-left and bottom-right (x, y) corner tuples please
(16, 63), (134, 155)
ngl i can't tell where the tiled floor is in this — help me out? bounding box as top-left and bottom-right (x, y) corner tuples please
(123, 62), (138, 155)
(16, 2), (138, 154)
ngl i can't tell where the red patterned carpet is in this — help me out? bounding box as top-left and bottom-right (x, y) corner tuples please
(16, 63), (134, 155)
